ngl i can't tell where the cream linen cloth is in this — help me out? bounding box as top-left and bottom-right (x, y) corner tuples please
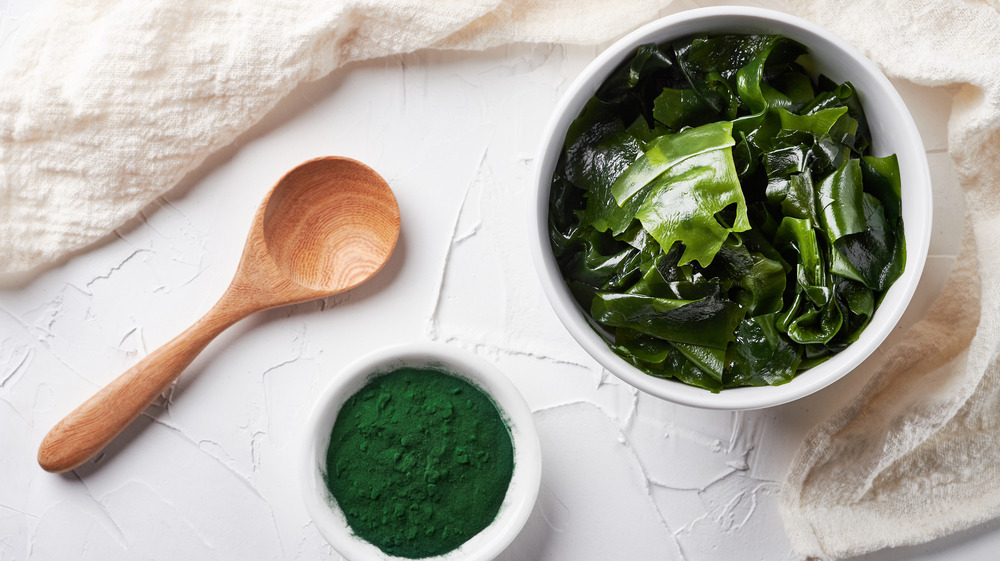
(2, 1), (1000, 560)
(0, 0), (675, 272)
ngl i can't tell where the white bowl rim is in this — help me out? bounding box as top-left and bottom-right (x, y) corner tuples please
(528, 6), (932, 410)
(299, 342), (542, 561)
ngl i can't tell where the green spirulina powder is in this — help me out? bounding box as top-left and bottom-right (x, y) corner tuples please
(324, 367), (515, 559)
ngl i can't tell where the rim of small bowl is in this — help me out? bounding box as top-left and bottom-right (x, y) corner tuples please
(299, 342), (541, 561)
(528, 6), (932, 410)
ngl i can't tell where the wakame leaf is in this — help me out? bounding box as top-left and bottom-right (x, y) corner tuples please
(635, 148), (750, 267)
(816, 158), (866, 242)
(776, 106), (848, 139)
(787, 298), (843, 345)
(804, 81), (871, 150)
(727, 313), (802, 386)
(561, 112), (645, 235)
(564, 117), (639, 194)
(731, 110), (782, 173)
(834, 193), (906, 291)
(861, 154), (902, 222)
(672, 341), (726, 382)
(652, 87), (717, 130)
(591, 291), (743, 349)
(763, 145), (808, 178)
(766, 71), (815, 113)
(597, 43), (675, 105)
(766, 170), (817, 223)
(614, 328), (672, 363)
(699, 234), (786, 315)
(613, 327), (726, 387)
(548, 171), (585, 250)
(832, 276), (875, 345)
(556, 226), (635, 288)
(735, 36), (807, 114)
(674, 34), (800, 118)
(611, 120), (735, 205)
(639, 346), (724, 392)
(775, 217), (828, 305)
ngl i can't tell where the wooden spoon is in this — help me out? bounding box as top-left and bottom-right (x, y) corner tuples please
(37, 156), (401, 473)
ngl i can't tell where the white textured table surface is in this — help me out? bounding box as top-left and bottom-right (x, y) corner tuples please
(0, 2), (989, 560)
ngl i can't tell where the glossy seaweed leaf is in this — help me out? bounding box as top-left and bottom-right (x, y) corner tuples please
(861, 154), (902, 221)
(786, 297), (843, 345)
(777, 106), (847, 140)
(673, 34), (804, 118)
(775, 217), (829, 305)
(591, 291), (744, 349)
(764, 71), (815, 113)
(816, 158), (866, 243)
(673, 341), (727, 382)
(652, 87), (719, 130)
(555, 227), (635, 287)
(548, 169), (585, 248)
(597, 43), (676, 105)
(612, 121), (735, 204)
(615, 318), (734, 385)
(727, 313), (802, 386)
(614, 328), (672, 363)
(735, 36), (808, 114)
(660, 347), (724, 392)
(831, 276), (875, 346)
(565, 119), (640, 195)
(804, 81), (871, 152)
(697, 234), (785, 315)
(833, 193), (906, 291)
(617, 341), (724, 392)
(766, 170), (817, 222)
(635, 147), (751, 266)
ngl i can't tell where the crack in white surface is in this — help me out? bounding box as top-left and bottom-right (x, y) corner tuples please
(646, 468), (741, 491)
(0, 502), (39, 520)
(137, 413), (285, 559)
(68, 472), (128, 549)
(0, 301), (97, 389)
(259, 323), (308, 438)
(83, 249), (150, 291)
(437, 335), (595, 371)
(0, 394), (31, 427)
(530, 402), (685, 560)
(537, 482), (569, 533)
(144, 414), (268, 508)
(620, 386), (640, 433)
(250, 430), (267, 473)
(426, 143), (491, 340)
(664, 422), (726, 453)
(0, 341), (32, 388)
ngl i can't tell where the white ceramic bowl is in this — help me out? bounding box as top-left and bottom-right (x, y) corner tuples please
(299, 342), (541, 561)
(529, 7), (932, 410)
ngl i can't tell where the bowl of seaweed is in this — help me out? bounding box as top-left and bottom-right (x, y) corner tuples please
(529, 7), (931, 409)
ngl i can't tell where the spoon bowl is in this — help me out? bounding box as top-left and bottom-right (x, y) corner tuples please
(37, 156), (400, 473)
(262, 158), (399, 293)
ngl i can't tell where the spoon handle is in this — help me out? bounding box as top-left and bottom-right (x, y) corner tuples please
(37, 305), (244, 473)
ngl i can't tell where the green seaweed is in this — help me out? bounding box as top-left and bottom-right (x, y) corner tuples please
(548, 33), (905, 392)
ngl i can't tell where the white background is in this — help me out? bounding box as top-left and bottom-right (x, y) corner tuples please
(0, 0), (989, 559)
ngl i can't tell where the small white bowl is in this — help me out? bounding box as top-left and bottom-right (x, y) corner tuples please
(300, 342), (541, 561)
(528, 7), (932, 410)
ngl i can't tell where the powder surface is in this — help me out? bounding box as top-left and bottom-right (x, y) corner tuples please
(324, 367), (515, 559)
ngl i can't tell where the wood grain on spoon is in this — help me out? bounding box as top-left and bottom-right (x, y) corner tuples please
(37, 157), (400, 473)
